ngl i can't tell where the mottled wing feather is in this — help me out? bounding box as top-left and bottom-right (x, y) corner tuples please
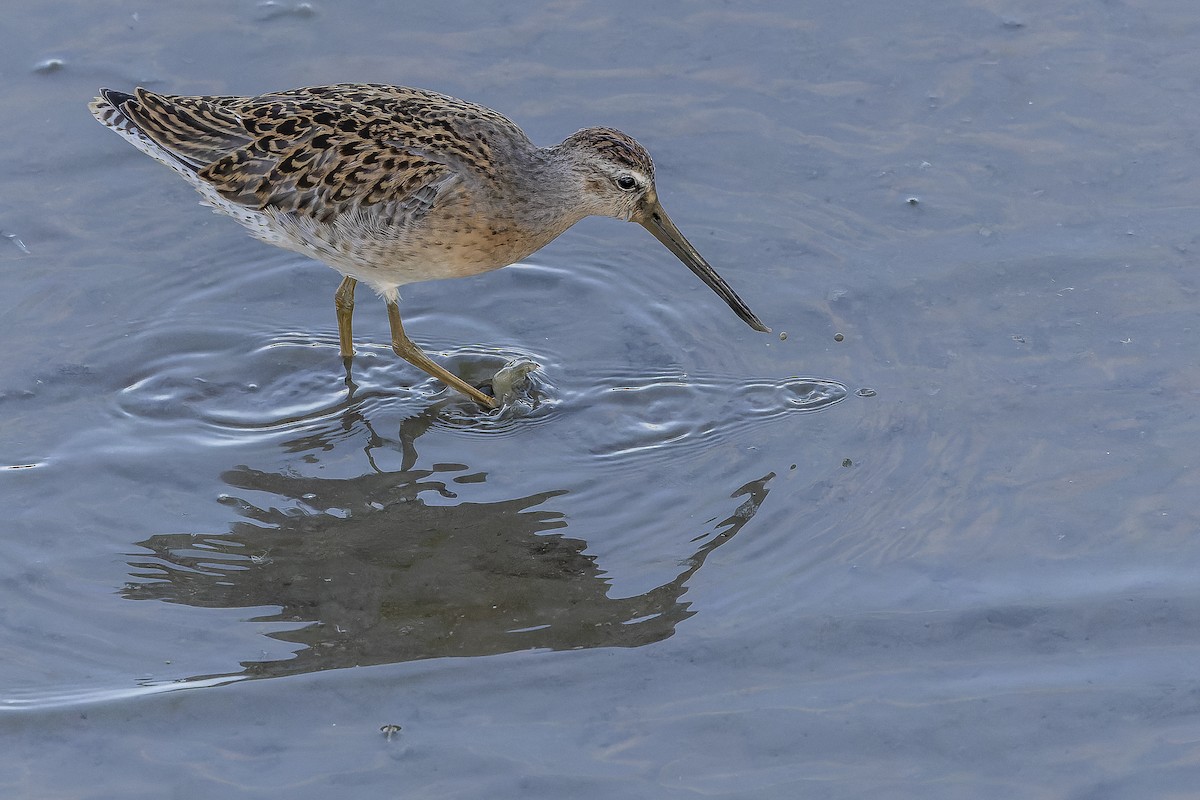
(121, 88), (253, 168)
(191, 87), (491, 226)
(97, 84), (528, 229)
(198, 107), (454, 223)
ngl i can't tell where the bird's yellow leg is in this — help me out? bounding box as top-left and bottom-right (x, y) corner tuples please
(385, 300), (498, 409)
(334, 276), (357, 358)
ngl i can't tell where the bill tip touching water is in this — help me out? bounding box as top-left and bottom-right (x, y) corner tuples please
(89, 84), (770, 409)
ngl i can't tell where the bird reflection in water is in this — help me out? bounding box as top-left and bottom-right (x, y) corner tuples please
(123, 401), (774, 684)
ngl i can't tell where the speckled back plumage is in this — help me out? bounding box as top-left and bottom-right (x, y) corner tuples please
(93, 85), (526, 219)
(89, 84), (580, 296)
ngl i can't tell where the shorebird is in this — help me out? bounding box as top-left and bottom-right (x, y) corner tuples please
(89, 84), (769, 408)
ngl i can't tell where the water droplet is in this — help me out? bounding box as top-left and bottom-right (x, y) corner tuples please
(833, 333), (844, 342)
(856, 387), (877, 397)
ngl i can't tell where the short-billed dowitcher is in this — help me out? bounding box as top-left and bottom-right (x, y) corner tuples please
(89, 84), (769, 408)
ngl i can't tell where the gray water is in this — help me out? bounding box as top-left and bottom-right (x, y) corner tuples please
(4, 1), (1200, 797)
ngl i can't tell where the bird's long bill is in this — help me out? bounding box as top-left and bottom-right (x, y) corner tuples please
(637, 200), (771, 333)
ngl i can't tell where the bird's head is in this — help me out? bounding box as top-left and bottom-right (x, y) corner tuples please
(558, 126), (656, 222)
(557, 126), (770, 333)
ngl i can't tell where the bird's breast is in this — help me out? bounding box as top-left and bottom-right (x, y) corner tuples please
(265, 202), (565, 288)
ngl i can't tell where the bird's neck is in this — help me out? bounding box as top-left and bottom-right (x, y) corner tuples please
(497, 145), (594, 236)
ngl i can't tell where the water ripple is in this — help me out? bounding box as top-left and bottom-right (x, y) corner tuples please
(113, 324), (557, 439)
(562, 369), (847, 468)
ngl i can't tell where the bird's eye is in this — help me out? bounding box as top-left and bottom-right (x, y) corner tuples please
(616, 175), (638, 191)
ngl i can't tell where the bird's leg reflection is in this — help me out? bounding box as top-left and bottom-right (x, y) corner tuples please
(341, 354), (359, 398)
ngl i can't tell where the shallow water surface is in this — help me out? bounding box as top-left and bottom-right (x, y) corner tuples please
(4, 1), (1200, 797)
